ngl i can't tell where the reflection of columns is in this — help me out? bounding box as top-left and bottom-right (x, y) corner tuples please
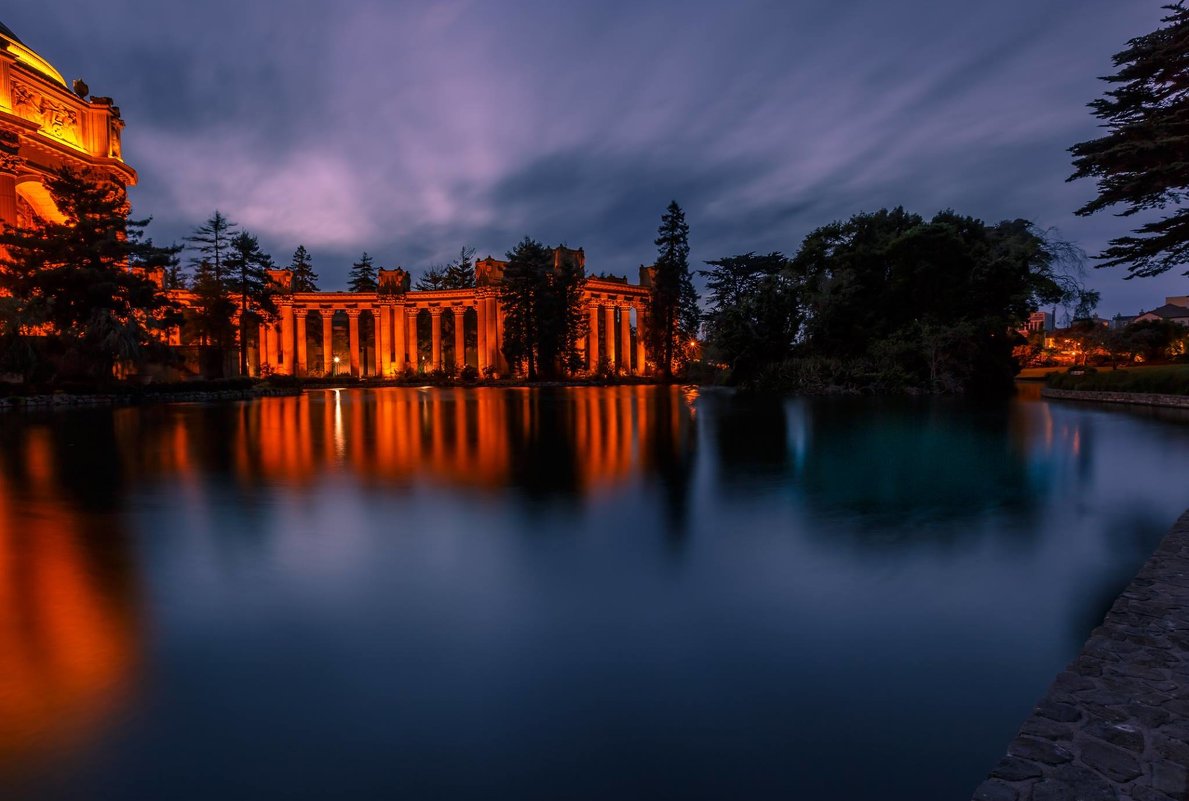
(379, 304), (392, 377)
(407, 308), (420, 370)
(280, 303), (295, 374)
(430, 308), (443, 371)
(619, 305), (631, 374)
(453, 308), (466, 371)
(588, 302), (600, 371)
(604, 305), (617, 368)
(347, 309), (361, 377)
(295, 312), (308, 376)
(635, 306), (648, 375)
(392, 304), (407, 371)
(477, 300), (489, 373)
(322, 313), (333, 375)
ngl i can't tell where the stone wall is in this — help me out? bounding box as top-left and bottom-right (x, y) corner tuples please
(1041, 387), (1189, 410)
(972, 510), (1189, 800)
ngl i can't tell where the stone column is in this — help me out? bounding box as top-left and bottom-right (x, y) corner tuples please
(453, 308), (467, 371)
(494, 298), (508, 374)
(266, 324), (278, 374)
(295, 311), (308, 377)
(347, 310), (361, 377)
(619, 305), (632, 375)
(486, 296), (499, 373)
(407, 308), (420, 371)
(392, 304), (407, 372)
(258, 322), (270, 375)
(379, 304), (392, 377)
(430, 308), (443, 371)
(0, 172), (17, 230)
(588, 302), (600, 372)
(604, 305), (617, 368)
(322, 313), (334, 376)
(477, 299), (489, 373)
(367, 308), (379, 376)
(280, 303), (295, 375)
(635, 306), (648, 375)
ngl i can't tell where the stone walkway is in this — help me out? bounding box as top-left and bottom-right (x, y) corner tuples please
(972, 511), (1189, 800)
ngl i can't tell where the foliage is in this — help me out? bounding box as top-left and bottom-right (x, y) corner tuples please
(647, 201), (699, 378)
(289, 244), (319, 292)
(1115, 318), (1188, 362)
(185, 210), (237, 284)
(0, 167), (181, 381)
(701, 252), (802, 382)
(348, 251), (377, 292)
(416, 246), (477, 290)
(226, 231), (278, 376)
(498, 237), (587, 379)
(1069, 4), (1189, 277)
(1046, 364), (1189, 395)
(186, 259), (236, 355)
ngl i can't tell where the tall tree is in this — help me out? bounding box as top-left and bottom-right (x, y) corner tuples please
(289, 244), (319, 292)
(186, 210), (237, 285)
(0, 167), (180, 380)
(1069, 4), (1189, 277)
(226, 231), (278, 377)
(348, 251), (377, 292)
(647, 201), (699, 379)
(416, 246), (477, 290)
(701, 252), (802, 382)
(498, 237), (586, 379)
(186, 258), (237, 362)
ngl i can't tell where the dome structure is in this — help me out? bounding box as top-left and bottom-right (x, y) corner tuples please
(0, 21), (67, 88)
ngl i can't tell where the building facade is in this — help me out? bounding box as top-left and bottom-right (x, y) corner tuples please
(0, 22), (133, 229)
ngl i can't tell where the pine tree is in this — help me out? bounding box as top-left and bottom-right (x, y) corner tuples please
(186, 210), (237, 285)
(348, 251), (377, 292)
(226, 231), (278, 376)
(415, 264), (448, 290)
(498, 238), (586, 379)
(1069, 4), (1189, 277)
(444, 246), (477, 288)
(0, 167), (180, 380)
(187, 258), (237, 358)
(647, 201), (699, 379)
(289, 244), (319, 292)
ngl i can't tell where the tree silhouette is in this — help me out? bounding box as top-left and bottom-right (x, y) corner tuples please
(647, 201), (699, 379)
(1070, 3), (1189, 277)
(348, 251), (377, 292)
(289, 244), (319, 292)
(226, 232), (278, 376)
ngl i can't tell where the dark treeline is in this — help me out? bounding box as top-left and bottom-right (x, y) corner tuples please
(701, 208), (1087, 396)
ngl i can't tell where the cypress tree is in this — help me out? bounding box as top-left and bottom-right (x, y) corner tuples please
(1069, 4), (1189, 277)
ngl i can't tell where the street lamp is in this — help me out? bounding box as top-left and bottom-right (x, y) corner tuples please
(333, 355), (341, 376)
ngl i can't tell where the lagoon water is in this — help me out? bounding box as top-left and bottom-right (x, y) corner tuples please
(1, 385), (1187, 800)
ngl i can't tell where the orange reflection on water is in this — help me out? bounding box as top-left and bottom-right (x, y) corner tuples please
(0, 432), (139, 774)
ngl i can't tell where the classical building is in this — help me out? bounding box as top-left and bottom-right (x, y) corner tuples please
(0, 21), (653, 379)
(0, 22), (133, 228)
(238, 252), (654, 378)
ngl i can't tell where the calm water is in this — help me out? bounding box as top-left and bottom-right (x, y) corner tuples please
(1, 385), (1187, 800)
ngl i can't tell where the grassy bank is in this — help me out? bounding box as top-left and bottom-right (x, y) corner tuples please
(1044, 364), (1189, 395)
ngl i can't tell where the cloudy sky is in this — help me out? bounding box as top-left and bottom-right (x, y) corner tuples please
(6, 1), (1181, 315)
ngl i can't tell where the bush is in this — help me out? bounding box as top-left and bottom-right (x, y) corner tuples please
(1046, 365), (1189, 395)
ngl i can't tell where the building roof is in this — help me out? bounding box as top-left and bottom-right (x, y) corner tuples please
(1141, 304), (1189, 320)
(0, 20), (68, 87)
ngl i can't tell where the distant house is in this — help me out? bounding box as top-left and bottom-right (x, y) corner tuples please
(1025, 311), (1054, 333)
(1133, 300), (1189, 327)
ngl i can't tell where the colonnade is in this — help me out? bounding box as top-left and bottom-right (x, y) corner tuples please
(253, 282), (651, 379)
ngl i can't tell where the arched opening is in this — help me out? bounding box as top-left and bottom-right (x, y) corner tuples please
(463, 307), (478, 369)
(359, 310), (376, 377)
(304, 311), (323, 376)
(331, 310), (349, 377)
(15, 179), (66, 224)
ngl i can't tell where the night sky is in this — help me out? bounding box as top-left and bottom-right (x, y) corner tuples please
(5, 2), (1180, 316)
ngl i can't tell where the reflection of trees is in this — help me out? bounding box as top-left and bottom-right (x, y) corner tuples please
(0, 417), (141, 777)
(708, 394), (1047, 544)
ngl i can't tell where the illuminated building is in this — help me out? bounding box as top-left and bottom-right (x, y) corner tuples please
(0, 22), (134, 228)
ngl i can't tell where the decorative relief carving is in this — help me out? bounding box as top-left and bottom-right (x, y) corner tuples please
(0, 153), (23, 174)
(10, 81), (80, 145)
(108, 119), (123, 159)
(15, 196), (39, 230)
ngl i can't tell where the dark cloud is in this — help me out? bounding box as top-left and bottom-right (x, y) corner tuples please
(3, 1), (1177, 313)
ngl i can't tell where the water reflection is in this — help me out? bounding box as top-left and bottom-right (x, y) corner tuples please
(0, 426), (140, 778)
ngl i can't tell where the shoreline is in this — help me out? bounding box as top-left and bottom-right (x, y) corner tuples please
(0, 376), (670, 411)
(971, 510), (1189, 799)
(1041, 386), (1189, 410)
